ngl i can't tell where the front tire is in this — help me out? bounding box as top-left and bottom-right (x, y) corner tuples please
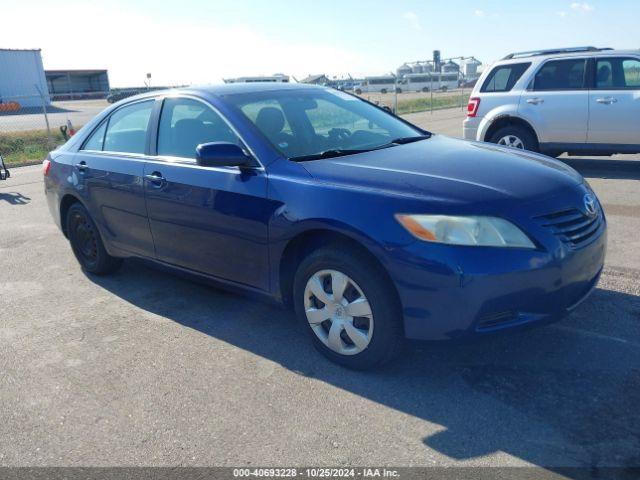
(66, 203), (122, 275)
(293, 246), (403, 370)
(489, 125), (539, 152)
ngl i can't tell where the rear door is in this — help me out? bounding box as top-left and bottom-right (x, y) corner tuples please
(588, 56), (640, 145)
(143, 96), (270, 290)
(519, 58), (589, 143)
(74, 99), (156, 256)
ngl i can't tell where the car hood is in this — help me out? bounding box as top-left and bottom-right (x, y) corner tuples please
(300, 135), (583, 209)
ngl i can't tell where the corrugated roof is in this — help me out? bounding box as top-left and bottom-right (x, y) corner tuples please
(0, 48), (42, 52)
(45, 69), (108, 75)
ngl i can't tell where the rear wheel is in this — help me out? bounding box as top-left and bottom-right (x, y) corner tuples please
(293, 246), (403, 370)
(489, 125), (539, 152)
(66, 203), (122, 275)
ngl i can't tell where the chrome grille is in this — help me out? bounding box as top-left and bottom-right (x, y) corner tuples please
(534, 206), (603, 248)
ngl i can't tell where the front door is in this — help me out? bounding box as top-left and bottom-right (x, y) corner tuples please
(519, 58), (589, 144)
(144, 96), (271, 290)
(588, 56), (640, 145)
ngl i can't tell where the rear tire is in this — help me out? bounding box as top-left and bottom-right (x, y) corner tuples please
(489, 125), (539, 152)
(66, 203), (123, 275)
(293, 245), (403, 370)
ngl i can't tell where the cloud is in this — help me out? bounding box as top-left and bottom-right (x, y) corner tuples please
(474, 9), (486, 17)
(570, 2), (595, 13)
(0, 3), (375, 86)
(402, 11), (421, 30)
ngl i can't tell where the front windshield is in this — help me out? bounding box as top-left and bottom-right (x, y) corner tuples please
(224, 88), (427, 160)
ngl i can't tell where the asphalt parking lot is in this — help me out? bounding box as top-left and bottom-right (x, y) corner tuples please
(1, 110), (639, 470)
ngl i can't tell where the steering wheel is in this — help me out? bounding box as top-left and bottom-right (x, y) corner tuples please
(328, 128), (352, 145)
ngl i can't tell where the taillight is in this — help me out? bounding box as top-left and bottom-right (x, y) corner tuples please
(43, 159), (52, 176)
(467, 97), (481, 117)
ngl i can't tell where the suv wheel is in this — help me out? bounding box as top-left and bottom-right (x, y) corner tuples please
(489, 125), (538, 152)
(293, 246), (403, 370)
(66, 203), (123, 275)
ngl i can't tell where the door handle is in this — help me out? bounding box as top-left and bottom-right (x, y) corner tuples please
(144, 172), (166, 187)
(75, 161), (88, 172)
(526, 98), (544, 105)
(596, 97), (617, 104)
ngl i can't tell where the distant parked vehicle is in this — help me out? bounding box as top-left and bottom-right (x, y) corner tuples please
(464, 46), (640, 156)
(357, 75), (398, 94)
(106, 90), (143, 104)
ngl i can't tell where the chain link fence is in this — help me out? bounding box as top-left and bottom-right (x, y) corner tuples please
(355, 87), (471, 115)
(0, 89), (149, 167)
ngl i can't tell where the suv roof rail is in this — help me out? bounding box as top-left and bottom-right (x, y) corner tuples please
(502, 46), (612, 60)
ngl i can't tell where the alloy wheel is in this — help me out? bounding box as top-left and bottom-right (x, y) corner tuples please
(497, 135), (525, 149)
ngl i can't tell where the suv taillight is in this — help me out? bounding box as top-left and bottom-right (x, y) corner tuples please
(467, 97), (481, 117)
(43, 159), (51, 176)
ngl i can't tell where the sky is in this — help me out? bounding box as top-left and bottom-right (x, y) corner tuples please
(1, 0), (638, 87)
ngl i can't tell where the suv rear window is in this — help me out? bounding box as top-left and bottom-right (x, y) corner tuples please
(481, 63), (531, 92)
(595, 57), (640, 89)
(533, 59), (587, 91)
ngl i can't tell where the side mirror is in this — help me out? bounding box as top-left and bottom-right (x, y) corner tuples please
(196, 142), (253, 168)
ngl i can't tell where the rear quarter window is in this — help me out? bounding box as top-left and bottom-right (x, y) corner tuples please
(481, 63), (531, 93)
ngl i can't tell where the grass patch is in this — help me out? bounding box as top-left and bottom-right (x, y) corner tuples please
(0, 129), (67, 167)
(396, 95), (468, 115)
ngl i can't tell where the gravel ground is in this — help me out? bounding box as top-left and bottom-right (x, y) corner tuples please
(0, 112), (639, 470)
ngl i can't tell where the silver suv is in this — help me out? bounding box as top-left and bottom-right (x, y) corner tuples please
(463, 47), (640, 156)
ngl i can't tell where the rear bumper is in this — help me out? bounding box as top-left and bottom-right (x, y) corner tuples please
(386, 227), (607, 341)
(462, 117), (480, 141)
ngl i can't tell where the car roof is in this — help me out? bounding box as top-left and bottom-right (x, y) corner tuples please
(496, 48), (640, 65)
(125, 82), (327, 100)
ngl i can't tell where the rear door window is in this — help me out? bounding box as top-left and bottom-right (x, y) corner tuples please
(81, 122), (107, 151)
(481, 63), (531, 92)
(103, 101), (154, 154)
(533, 59), (587, 91)
(595, 57), (640, 89)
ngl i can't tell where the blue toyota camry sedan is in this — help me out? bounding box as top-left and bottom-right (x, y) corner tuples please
(43, 83), (606, 369)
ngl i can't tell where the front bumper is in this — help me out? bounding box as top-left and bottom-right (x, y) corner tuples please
(386, 225), (607, 341)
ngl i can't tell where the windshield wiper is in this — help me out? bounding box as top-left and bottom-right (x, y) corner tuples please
(388, 134), (432, 145)
(291, 148), (370, 162)
(290, 134), (432, 162)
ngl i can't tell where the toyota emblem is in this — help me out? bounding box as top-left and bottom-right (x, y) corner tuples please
(583, 194), (597, 217)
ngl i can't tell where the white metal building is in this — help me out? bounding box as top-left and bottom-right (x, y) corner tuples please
(0, 49), (51, 107)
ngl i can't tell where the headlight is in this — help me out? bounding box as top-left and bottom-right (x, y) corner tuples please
(395, 214), (535, 248)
